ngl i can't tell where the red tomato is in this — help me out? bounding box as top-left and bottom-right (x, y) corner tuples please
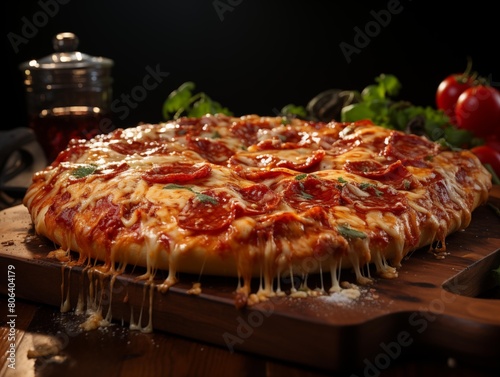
(485, 135), (500, 153)
(436, 74), (473, 124)
(455, 85), (500, 139)
(470, 145), (500, 177)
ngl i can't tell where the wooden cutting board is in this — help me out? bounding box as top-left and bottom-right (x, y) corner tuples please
(1, 186), (500, 372)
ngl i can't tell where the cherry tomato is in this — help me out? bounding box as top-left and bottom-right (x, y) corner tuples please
(436, 74), (473, 124)
(455, 85), (500, 139)
(470, 145), (500, 177)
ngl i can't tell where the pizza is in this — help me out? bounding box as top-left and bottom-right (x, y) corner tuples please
(22, 113), (492, 307)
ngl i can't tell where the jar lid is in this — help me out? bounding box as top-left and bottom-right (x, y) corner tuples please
(19, 32), (114, 71)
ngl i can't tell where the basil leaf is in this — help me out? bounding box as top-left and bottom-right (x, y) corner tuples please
(337, 224), (367, 240)
(162, 81), (196, 120)
(71, 164), (98, 178)
(280, 104), (308, 118)
(188, 97), (213, 118)
(164, 183), (193, 192)
(163, 82), (233, 120)
(341, 102), (376, 123)
(196, 193), (219, 205)
(375, 73), (401, 97)
(164, 184), (218, 205)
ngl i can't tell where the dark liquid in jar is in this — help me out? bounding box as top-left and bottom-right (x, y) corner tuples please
(29, 112), (107, 163)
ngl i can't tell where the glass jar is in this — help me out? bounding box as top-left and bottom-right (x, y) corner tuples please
(19, 32), (114, 162)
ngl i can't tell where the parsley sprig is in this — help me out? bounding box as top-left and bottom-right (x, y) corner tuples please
(337, 223), (367, 240)
(162, 82), (233, 120)
(338, 74), (481, 149)
(164, 183), (218, 205)
(71, 164), (98, 178)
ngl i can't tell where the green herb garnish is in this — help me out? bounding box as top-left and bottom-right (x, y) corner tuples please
(295, 180), (314, 200)
(164, 183), (194, 192)
(164, 183), (218, 205)
(162, 81), (233, 120)
(339, 74), (478, 149)
(358, 182), (370, 190)
(359, 182), (383, 196)
(71, 164), (98, 178)
(195, 193), (219, 205)
(295, 173), (308, 180)
(280, 104), (308, 119)
(337, 224), (367, 240)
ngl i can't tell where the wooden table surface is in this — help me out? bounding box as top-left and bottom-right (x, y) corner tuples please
(1, 296), (499, 377)
(1, 186), (500, 377)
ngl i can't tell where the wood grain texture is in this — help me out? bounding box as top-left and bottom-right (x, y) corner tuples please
(1, 297), (499, 377)
(1, 186), (499, 375)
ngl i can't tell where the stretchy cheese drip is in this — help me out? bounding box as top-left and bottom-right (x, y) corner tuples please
(78, 268), (112, 331)
(75, 291), (85, 315)
(129, 284), (146, 332)
(371, 249), (398, 279)
(75, 267), (87, 315)
(318, 263), (326, 293)
(60, 265), (71, 313)
(347, 238), (372, 285)
(145, 282), (154, 333)
(104, 274), (117, 324)
(329, 259), (341, 293)
(128, 282), (154, 333)
(366, 210), (405, 267)
(262, 235), (277, 298)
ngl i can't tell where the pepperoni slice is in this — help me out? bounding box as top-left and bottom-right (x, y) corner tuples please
(326, 138), (359, 156)
(49, 192), (77, 230)
(94, 196), (123, 240)
(274, 127), (308, 145)
(95, 163), (130, 180)
(283, 176), (341, 211)
(229, 119), (272, 146)
(235, 183), (281, 215)
(178, 190), (235, 231)
(253, 133), (311, 150)
(187, 136), (235, 164)
(233, 167), (295, 184)
(276, 149), (325, 171)
(228, 149), (324, 172)
(109, 140), (161, 155)
(384, 131), (439, 164)
(340, 183), (408, 215)
(344, 160), (385, 175)
(142, 163), (211, 184)
(253, 139), (286, 150)
(174, 117), (204, 137)
(343, 160), (414, 189)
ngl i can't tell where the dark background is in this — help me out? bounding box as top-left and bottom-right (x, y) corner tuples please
(5, 0), (499, 131)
